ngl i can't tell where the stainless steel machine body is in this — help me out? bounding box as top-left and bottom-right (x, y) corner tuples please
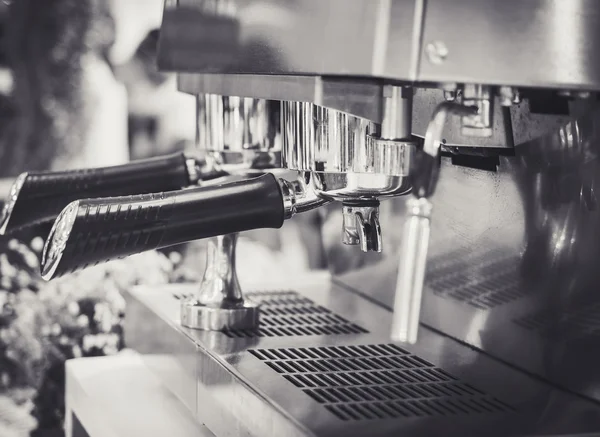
(125, 278), (600, 437)
(197, 94), (281, 173)
(335, 113), (600, 406)
(163, 0), (600, 91)
(120, 0), (600, 435)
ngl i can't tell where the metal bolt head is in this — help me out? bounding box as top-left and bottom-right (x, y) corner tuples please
(443, 90), (456, 102)
(512, 90), (522, 104)
(441, 83), (458, 92)
(558, 90), (591, 99)
(425, 41), (449, 65)
(499, 86), (517, 107)
(576, 91), (591, 99)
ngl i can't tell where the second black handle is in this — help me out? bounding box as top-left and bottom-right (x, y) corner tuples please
(41, 173), (285, 280)
(0, 152), (191, 235)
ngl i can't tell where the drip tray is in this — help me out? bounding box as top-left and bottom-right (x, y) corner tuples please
(250, 344), (513, 421)
(172, 289), (368, 337)
(124, 277), (600, 437)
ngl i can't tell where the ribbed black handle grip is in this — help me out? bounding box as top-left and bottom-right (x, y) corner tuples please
(0, 152), (191, 235)
(41, 173), (285, 280)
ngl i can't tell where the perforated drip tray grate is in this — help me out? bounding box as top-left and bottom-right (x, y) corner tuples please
(250, 344), (513, 421)
(172, 290), (368, 337)
(171, 289), (191, 300)
(427, 248), (524, 310)
(514, 301), (600, 340)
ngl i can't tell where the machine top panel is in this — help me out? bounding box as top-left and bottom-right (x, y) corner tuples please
(160, 0), (600, 91)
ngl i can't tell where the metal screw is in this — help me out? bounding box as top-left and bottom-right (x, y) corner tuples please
(425, 41), (449, 65)
(441, 83), (458, 92)
(443, 91), (456, 101)
(559, 90), (592, 99)
(499, 86), (520, 107)
(512, 89), (522, 104)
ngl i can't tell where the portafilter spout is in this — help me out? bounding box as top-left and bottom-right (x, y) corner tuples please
(391, 102), (478, 344)
(281, 89), (415, 254)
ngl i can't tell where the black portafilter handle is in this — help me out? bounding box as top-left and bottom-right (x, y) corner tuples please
(0, 152), (211, 235)
(40, 173), (285, 280)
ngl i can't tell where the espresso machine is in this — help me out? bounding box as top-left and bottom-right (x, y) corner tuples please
(6, 0), (600, 436)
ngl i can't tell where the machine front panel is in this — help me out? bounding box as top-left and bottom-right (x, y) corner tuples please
(333, 113), (600, 405)
(126, 280), (600, 437)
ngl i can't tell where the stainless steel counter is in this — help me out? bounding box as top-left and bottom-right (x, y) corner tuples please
(65, 354), (213, 437)
(124, 273), (600, 437)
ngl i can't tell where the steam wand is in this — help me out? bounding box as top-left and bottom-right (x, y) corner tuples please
(391, 102), (478, 344)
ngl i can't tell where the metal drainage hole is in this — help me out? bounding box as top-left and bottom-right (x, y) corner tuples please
(250, 344), (514, 421)
(172, 290), (368, 337)
(514, 301), (600, 340)
(220, 290), (367, 338)
(428, 252), (524, 310)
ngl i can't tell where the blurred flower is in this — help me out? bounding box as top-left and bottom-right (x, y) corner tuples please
(29, 238), (44, 254)
(0, 231), (180, 435)
(67, 302), (79, 316)
(0, 394), (37, 437)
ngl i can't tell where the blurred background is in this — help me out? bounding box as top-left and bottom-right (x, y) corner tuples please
(0, 1), (347, 436)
